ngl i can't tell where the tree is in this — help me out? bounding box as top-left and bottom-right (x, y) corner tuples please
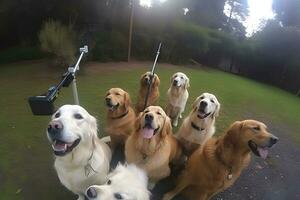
(223, 0), (248, 38)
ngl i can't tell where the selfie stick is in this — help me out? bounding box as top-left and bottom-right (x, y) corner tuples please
(28, 45), (88, 115)
(143, 42), (162, 110)
(69, 45), (88, 105)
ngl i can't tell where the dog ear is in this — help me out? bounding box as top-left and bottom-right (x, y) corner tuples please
(184, 76), (190, 90)
(89, 115), (98, 138)
(161, 116), (172, 137)
(153, 74), (160, 87)
(135, 112), (143, 131)
(170, 74), (175, 84)
(213, 98), (221, 118)
(192, 96), (200, 111)
(223, 121), (243, 148)
(124, 91), (131, 109)
(140, 73), (147, 85)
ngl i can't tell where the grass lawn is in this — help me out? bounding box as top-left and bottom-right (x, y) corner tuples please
(0, 60), (299, 199)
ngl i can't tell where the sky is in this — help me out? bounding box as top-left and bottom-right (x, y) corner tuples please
(245, 0), (275, 36)
(139, 0), (275, 36)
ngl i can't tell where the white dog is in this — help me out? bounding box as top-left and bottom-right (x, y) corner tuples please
(47, 105), (111, 200)
(165, 72), (190, 127)
(85, 164), (150, 200)
(177, 93), (220, 155)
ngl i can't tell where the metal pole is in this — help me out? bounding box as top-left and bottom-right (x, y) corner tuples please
(68, 45), (88, 105)
(151, 42), (161, 75)
(128, 0), (135, 62)
(72, 76), (80, 105)
(143, 42), (162, 110)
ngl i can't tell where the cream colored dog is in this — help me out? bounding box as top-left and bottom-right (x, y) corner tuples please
(85, 164), (150, 200)
(177, 93), (220, 155)
(47, 105), (111, 200)
(165, 72), (190, 127)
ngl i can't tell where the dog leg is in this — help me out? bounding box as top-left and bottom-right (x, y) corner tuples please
(162, 178), (189, 200)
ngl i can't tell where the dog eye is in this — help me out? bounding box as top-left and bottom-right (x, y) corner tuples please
(144, 110), (149, 113)
(200, 96), (204, 100)
(156, 112), (162, 115)
(253, 126), (260, 131)
(115, 92), (120, 96)
(114, 193), (123, 199)
(107, 179), (112, 185)
(210, 99), (215, 103)
(180, 76), (184, 79)
(74, 113), (83, 119)
(54, 112), (60, 118)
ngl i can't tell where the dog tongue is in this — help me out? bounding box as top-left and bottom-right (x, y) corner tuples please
(52, 141), (67, 152)
(142, 128), (154, 139)
(258, 147), (269, 159)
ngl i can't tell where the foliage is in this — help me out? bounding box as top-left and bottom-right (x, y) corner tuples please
(91, 31), (128, 61)
(39, 20), (77, 66)
(0, 46), (45, 64)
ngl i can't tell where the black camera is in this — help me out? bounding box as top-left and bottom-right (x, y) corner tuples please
(28, 72), (74, 115)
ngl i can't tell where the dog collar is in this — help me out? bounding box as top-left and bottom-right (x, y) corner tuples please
(84, 138), (98, 177)
(111, 110), (129, 119)
(191, 122), (205, 131)
(215, 146), (233, 180)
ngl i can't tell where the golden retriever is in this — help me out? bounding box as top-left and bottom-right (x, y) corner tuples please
(47, 105), (111, 200)
(165, 72), (190, 127)
(163, 120), (279, 200)
(135, 72), (160, 113)
(177, 93), (220, 155)
(85, 164), (150, 200)
(125, 106), (182, 185)
(105, 88), (136, 150)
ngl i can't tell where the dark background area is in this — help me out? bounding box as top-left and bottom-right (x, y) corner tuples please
(0, 0), (300, 94)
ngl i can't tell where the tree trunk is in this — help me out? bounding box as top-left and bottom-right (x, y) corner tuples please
(296, 89), (300, 96)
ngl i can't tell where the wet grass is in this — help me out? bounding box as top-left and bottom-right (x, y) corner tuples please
(0, 60), (299, 199)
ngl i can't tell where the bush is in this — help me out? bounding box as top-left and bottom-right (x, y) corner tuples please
(91, 31), (128, 62)
(39, 20), (77, 66)
(0, 46), (45, 64)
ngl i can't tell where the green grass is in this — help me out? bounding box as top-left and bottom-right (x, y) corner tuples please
(0, 60), (299, 199)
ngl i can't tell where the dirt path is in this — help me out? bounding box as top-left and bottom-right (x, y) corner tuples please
(149, 116), (300, 200)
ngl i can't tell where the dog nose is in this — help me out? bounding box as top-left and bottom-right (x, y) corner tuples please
(86, 187), (97, 198)
(48, 121), (63, 135)
(145, 114), (153, 122)
(105, 97), (111, 104)
(270, 136), (279, 145)
(200, 101), (208, 107)
(174, 79), (178, 84)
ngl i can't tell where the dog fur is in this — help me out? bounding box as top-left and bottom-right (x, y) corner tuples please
(85, 164), (150, 200)
(47, 105), (111, 200)
(163, 120), (278, 200)
(135, 72), (160, 113)
(165, 72), (190, 127)
(105, 88), (136, 150)
(177, 93), (220, 155)
(125, 106), (182, 183)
